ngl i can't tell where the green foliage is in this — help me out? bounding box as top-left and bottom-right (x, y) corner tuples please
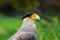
(0, 17), (60, 40)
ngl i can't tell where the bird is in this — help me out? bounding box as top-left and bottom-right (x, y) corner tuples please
(9, 12), (40, 40)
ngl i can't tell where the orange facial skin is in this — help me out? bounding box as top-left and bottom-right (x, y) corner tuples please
(30, 14), (37, 20)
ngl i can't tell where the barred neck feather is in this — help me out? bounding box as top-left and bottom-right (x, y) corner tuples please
(19, 17), (37, 33)
(20, 17), (36, 32)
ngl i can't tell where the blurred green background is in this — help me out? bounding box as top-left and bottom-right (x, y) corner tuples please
(0, 0), (60, 40)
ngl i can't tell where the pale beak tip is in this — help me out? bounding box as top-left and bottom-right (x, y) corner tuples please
(36, 15), (40, 20)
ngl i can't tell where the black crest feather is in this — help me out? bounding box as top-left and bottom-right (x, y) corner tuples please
(22, 12), (35, 20)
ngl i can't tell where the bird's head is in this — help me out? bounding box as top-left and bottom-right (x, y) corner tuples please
(22, 12), (40, 21)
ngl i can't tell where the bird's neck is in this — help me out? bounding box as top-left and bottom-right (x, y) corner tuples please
(22, 17), (35, 26)
(19, 17), (37, 33)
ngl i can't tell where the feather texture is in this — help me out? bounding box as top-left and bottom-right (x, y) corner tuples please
(9, 18), (38, 40)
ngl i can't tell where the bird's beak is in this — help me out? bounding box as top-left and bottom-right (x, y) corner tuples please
(36, 15), (40, 20)
(30, 13), (40, 20)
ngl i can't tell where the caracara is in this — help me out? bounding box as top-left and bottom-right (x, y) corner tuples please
(9, 12), (40, 40)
